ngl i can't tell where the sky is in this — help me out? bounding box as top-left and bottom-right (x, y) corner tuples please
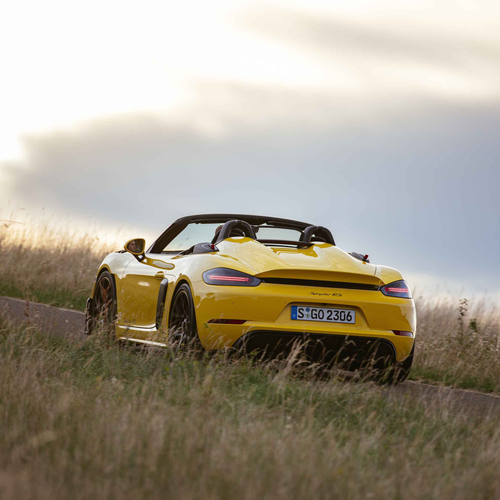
(1, 0), (499, 296)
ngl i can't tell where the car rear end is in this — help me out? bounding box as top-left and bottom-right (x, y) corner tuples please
(195, 264), (416, 369)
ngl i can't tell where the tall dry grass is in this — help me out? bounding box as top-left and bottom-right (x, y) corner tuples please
(0, 214), (499, 392)
(413, 296), (500, 392)
(0, 213), (127, 309)
(0, 321), (499, 500)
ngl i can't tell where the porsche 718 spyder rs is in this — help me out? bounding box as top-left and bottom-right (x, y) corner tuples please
(85, 214), (416, 382)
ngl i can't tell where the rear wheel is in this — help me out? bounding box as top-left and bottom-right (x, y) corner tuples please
(88, 271), (117, 342)
(363, 342), (414, 385)
(169, 283), (202, 350)
(391, 343), (415, 384)
(358, 340), (397, 383)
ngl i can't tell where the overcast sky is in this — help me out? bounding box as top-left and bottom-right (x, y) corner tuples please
(1, 0), (499, 296)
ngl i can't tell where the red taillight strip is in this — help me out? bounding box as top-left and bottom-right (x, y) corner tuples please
(207, 275), (251, 282)
(380, 280), (412, 298)
(203, 268), (261, 287)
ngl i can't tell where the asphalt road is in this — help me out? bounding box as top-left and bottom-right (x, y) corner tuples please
(1, 295), (499, 416)
(0, 296), (85, 340)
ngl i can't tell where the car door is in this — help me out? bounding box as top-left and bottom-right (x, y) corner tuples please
(118, 254), (175, 338)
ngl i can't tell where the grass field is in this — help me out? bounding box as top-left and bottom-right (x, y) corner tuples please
(1, 216), (500, 499)
(1, 215), (499, 393)
(0, 321), (499, 500)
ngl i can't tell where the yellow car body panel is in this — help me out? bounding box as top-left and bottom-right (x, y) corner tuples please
(193, 279), (415, 362)
(88, 215), (416, 365)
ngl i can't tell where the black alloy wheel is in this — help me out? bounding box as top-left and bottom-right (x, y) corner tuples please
(169, 283), (202, 350)
(90, 271), (117, 339)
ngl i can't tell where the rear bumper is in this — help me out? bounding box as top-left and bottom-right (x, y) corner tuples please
(232, 330), (397, 370)
(194, 281), (416, 362)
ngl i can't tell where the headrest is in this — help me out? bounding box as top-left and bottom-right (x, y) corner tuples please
(301, 225), (335, 245)
(212, 220), (257, 244)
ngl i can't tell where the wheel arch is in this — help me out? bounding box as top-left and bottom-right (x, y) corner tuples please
(90, 265), (116, 300)
(165, 277), (196, 330)
(85, 267), (118, 336)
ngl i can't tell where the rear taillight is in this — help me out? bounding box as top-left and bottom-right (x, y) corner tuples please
(203, 268), (261, 287)
(381, 280), (412, 298)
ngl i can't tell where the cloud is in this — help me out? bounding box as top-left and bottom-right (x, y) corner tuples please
(239, 7), (500, 99)
(2, 80), (499, 294)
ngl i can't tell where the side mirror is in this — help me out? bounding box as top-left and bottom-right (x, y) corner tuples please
(124, 238), (146, 257)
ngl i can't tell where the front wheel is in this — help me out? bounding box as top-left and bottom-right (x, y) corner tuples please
(86, 270), (117, 342)
(168, 283), (202, 351)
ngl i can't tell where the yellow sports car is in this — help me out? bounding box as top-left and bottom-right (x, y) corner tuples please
(85, 214), (416, 382)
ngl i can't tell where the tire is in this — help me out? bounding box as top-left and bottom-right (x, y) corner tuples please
(169, 283), (202, 350)
(358, 340), (397, 383)
(391, 343), (415, 384)
(371, 343), (415, 385)
(87, 270), (117, 341)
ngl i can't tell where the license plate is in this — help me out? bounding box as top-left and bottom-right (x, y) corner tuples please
(291, 306), (356, 324)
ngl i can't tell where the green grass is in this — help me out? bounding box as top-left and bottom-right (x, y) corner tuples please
(1, 321), (500, 499)
(409, 366), (499, 393)
(0, 282), (87, 311)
